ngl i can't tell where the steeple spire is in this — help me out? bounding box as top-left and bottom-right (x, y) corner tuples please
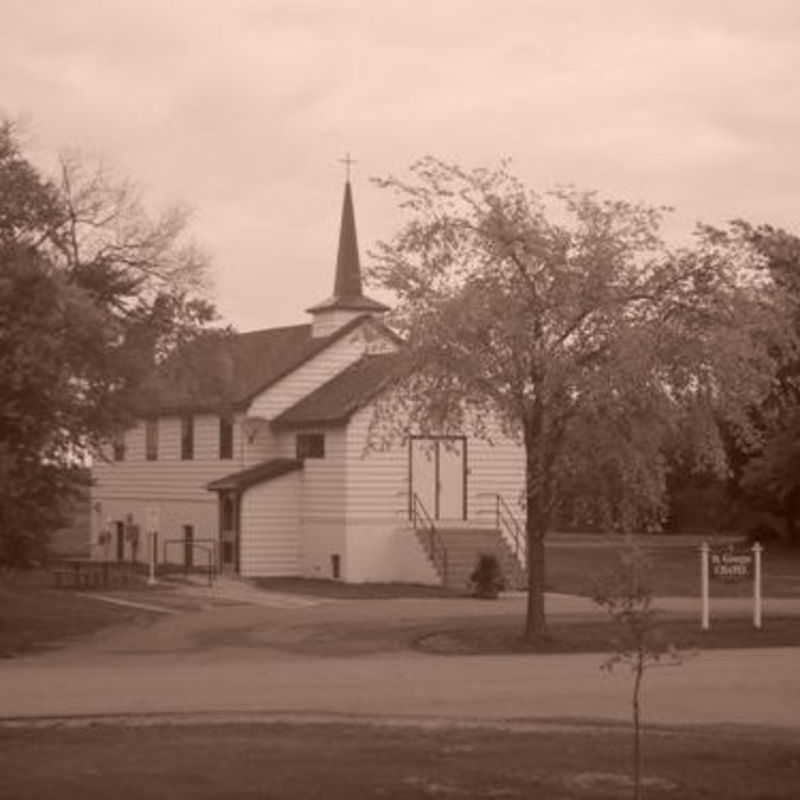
(333, 180), (363, 300)
(307, 177), (389, 327)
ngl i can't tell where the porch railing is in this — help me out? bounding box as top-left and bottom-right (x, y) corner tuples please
(162, 538), (217, 587)
(409, 492), (449, 585)
(478, 492), (526, 568)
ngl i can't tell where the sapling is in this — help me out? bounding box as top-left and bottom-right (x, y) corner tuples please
(592, 540), (683, 800)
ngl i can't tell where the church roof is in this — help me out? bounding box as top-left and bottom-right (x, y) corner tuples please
(271, 352), (403, 430)
(306, 181), (389, 314)
(138, 314), (386, 415)
(207, 458), (302, 492)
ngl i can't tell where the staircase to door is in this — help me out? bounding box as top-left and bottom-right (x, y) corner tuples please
(410, 493), (527, 592)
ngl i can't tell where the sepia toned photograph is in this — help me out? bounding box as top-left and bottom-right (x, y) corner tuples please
(1, 2), (799, 797)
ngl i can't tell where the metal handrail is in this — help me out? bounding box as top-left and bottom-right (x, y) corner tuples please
(162, 539), (217, 587)
(410, 492), (449, 585)
(477, 492), (526, 567)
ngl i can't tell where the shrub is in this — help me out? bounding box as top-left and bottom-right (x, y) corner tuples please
(469, 553), (505, 599)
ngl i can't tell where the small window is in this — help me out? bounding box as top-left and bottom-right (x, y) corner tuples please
(296, 433), (325, 460)
(222, 495), (236, 531)
(112, 434), (126, 462)
(181, 415), (194, 460)
(145, 419), (159, 461)
(219, 415), (233, 460)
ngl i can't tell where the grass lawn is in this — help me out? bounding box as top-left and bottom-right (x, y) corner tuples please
(0, 571), (157, 658)
(415, 615), (800, 656)
(0, 719), (798, 799)
(545, 540), (800, 598)
(253, 576), (459, 599)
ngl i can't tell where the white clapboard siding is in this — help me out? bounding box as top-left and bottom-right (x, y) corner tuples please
(296, 428), (347, 522)
(344, 404), (525, 526)
(311, 309), (366, 338)
(466, 419), (526, 524)
(93, 413), (244, 504)
(239, 471), (301, 576)
(247, 323), (386, 421)
(345, 405), (409, 524)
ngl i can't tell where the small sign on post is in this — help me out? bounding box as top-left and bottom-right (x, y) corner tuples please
(700, 542), (764, 630)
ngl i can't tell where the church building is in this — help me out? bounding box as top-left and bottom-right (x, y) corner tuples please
(90, 181), (527, 588)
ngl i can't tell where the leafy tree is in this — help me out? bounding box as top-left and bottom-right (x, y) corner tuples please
(368, 157), (790, 639)
(0, 122), (218, 564)
(700, 222), (800, 544)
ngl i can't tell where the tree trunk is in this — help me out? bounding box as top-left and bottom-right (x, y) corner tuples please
(522, 408), (554, 642)
(524, 533), (546, 640)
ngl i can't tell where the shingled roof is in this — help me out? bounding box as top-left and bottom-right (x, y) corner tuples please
(207, 458), (302, 492)
(140, 314), (394, 415)
(271, 352), (403, 430)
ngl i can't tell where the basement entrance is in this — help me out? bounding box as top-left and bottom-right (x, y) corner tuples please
(409, 436), (467, 521)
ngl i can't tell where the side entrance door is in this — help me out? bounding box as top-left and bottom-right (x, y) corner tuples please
(219, 492), (239, 574)
(409, 436), (467, 521)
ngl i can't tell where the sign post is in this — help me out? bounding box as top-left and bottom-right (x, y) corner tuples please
(145, 506), (160, 586)
(701, 542), (763, 630)
(753, 542), (763, 630)
(700, 542), (710, 631)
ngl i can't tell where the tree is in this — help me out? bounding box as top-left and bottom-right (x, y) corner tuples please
(0, 122), (219, 564)
(593, 542), (684, 800)
(700, 222), (800, 544)
(368, 157), (790, 639)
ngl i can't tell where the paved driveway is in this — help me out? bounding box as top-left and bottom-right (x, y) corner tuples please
(2, 586), (799, 729)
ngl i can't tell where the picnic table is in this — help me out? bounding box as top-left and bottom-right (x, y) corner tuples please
(52, 559), (134, 590)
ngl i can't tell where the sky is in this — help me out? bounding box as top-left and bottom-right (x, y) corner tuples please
(2, 1), (799, 331)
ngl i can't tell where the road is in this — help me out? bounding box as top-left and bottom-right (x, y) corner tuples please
(2, 589), (799, 728)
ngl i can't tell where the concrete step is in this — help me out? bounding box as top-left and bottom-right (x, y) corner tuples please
(414, 526), (527, 591)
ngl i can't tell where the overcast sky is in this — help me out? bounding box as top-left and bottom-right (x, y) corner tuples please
(3, 1), (799, 331)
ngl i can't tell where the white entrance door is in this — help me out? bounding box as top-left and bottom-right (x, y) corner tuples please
(438, 438), (465, 520)
(410, 438), (437, 519)
(410, 437), (466, 521)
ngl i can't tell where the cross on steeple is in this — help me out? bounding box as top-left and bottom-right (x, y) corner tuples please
(339, 152), (357, 182)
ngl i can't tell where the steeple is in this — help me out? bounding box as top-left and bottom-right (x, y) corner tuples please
(307, 178), (389, 337)
(333, 180), (364, 300)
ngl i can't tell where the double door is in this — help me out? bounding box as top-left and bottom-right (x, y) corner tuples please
(409, 436), (467, 521)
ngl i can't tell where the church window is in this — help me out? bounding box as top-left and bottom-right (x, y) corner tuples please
(219, 415), (234, 460)
(296, 433), (325, 460)
(112, 433), (126, 462)
(145, 419), (159, 461)
(181, 415), (194, 460)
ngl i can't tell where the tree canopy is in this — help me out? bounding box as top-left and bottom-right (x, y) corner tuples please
(368, 157), (795, 638)
(0, 122), (219, 564)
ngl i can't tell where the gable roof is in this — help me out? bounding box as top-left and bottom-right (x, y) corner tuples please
(140, 314), (400, 416)
(271, 352), (403, 430)
(207, 458), (302, 492)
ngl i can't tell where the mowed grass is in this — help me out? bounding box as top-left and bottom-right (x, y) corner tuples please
(0, 720), (798, 799)
(545, 540), (800, 598)
(415, 615), (800, 656)
(0, 571), (154, 657)
(253, 576), (459, 599)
